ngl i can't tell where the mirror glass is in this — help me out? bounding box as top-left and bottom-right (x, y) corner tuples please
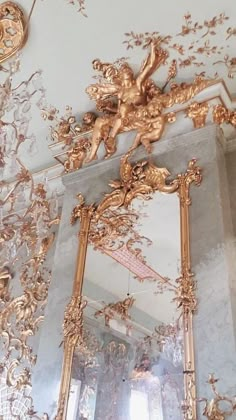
(67, 192), (184, 420)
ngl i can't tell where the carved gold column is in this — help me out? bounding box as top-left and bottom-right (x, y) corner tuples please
(177, 159), (202, 420)
(55, 200), (94, 420)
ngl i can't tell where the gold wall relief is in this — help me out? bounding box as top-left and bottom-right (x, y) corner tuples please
(212, 104), (236, 127)
(43, 43), (218, 171)
(0, 47), (59, 417)
(186, 102), (209, 129)
(57, 151), (202, 420)
(0, 2), (26, 63)
(44, 43), (236, 174)
(84, 45), (213, 163)
(55, 202), (95, 420)
(64, 138), (91, 173)
(0, 231), (57, 418)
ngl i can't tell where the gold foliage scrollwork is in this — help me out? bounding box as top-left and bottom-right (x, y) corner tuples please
(63, 296), (87, 345)
(55, 297), (88, 420)
(95, 150), (179, 215)
(0, 231), (56, 418)
(6, 360), (31, 389)
(70, 151), (179, 257)
(212, 104), (236, 127)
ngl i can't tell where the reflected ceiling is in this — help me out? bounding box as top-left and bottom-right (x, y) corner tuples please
(84, 193), (180, 325)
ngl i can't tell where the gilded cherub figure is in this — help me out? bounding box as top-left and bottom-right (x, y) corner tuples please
(86, 43), (214, 162)
(64, 138), (91, 172)
(86, 42), (168, 162)
(129, 102), (176, 153)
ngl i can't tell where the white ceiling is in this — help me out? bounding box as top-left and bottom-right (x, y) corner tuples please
(7, 0), (236, 175)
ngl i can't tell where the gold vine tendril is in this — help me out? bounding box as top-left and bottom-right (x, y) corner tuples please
(177, 12), (229, 37)
(67, 0), (87, 16)
(213, 55), (236, 78)
(200, 374), (236, 419)
(226, 27), (236, 40)
(121, 11), (233, 84)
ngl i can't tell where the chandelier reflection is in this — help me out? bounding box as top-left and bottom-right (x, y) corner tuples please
(156, 323), (183, 368)
(129, 322), (184, 420)
(138, 321), (184, 369)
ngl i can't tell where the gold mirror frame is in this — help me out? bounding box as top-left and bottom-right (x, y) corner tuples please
(55, 152), (202, 420)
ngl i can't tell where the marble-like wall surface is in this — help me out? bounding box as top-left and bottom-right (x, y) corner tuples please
(226, 150), (236, 237)
(190, 131), (236, 418)
(32, 124), (236, 418)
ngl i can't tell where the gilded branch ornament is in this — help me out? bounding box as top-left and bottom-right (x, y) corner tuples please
(0, 2), (26, 63)
(0, 58), (60, 419)
(200, 375), (236, 419)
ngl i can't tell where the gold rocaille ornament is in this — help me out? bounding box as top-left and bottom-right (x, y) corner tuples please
(0, 2), (26, 63)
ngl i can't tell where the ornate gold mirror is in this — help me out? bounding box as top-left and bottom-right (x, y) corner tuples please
(56, 152), (201, 420)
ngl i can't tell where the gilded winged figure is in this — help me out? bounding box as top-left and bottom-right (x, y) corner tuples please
(86, 43), (214, 162)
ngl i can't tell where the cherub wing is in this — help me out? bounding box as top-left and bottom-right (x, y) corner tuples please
(86, 83), (119, 102)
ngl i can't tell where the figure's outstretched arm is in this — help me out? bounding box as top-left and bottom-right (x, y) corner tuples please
(86, 83), (119, 101)
(136, 43), (168, 91)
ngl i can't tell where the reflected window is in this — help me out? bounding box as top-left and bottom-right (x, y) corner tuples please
(67, 379), (81, 420)
(130, 389), (149, 420)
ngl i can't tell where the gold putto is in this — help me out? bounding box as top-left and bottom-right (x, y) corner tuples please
(86, 43), (213, 162)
